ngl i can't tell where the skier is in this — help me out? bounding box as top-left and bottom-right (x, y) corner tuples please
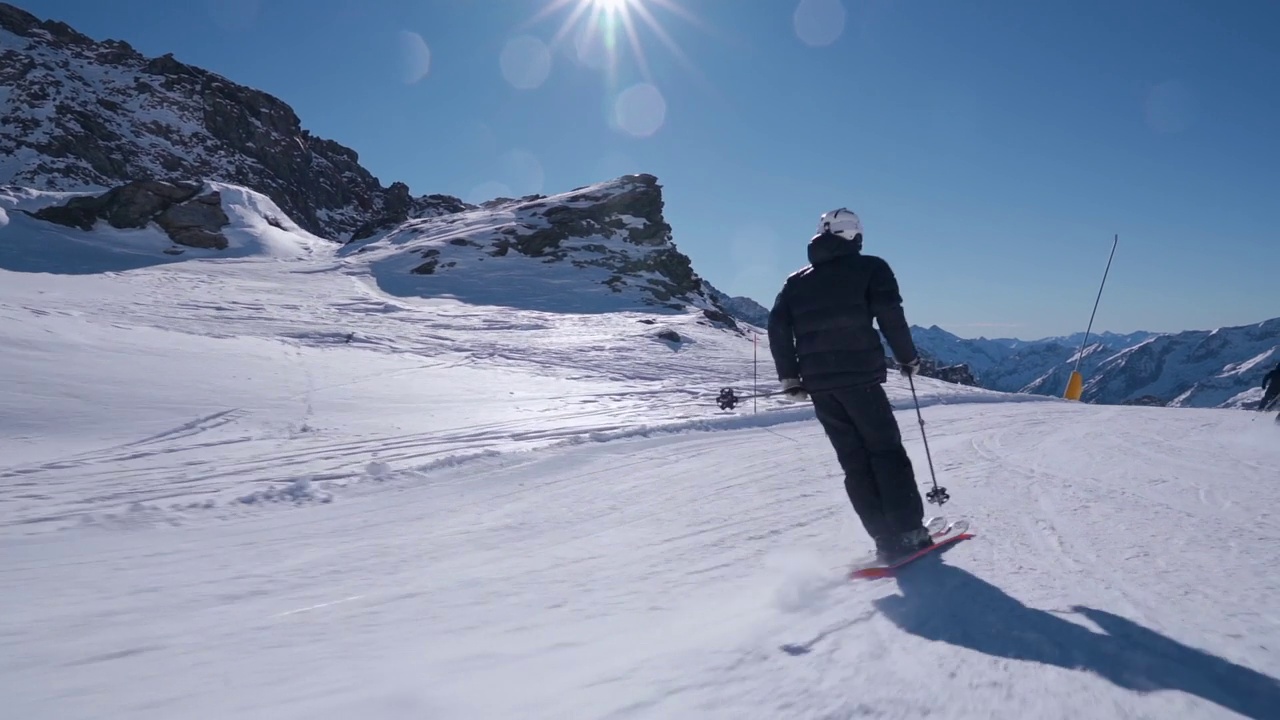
(767, 207), (930, 563)
(1261, 362), (1280, 412)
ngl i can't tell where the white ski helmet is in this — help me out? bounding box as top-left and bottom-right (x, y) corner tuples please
(817, 207), (863, 241)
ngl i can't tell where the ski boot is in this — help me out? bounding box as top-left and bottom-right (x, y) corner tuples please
(876, 526), (934, 565)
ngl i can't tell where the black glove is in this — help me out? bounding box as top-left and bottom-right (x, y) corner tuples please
(899, 358), (921, 377)
(780, 378), (808, 401)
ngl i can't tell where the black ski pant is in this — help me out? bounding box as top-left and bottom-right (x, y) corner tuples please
(810, 383), (925, 542)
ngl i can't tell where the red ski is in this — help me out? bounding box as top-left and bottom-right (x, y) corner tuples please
(850, 520), (974, 580)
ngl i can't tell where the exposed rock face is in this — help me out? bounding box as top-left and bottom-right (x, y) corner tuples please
(702, 282), (770, 328)
(0, 2), (461, 239)
(155, 191), (230, 249)
(700, 307), (738, 330)
(343, 174), (739, 320)
(33, 180), (230, 249)
(924, 361), (978, 387)
(889, 356), (978, 387)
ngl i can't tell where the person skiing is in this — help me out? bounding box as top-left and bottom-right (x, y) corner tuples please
(1261, 362), (1280, 411)
(767, 207), (930, 563)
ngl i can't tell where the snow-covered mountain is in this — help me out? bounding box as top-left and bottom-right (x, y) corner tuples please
(1017, 329), (1158, 350)
(6, 173), (743, 327)
(898, 321), (1278, 408)
(1074, 320), (1280, 408)
(905, 325), (1020, 378)
(0, 2), (755, 331)
(340, 173), (741, 322)
(0, 2), (464, 240)
(702, 283), (770, 328)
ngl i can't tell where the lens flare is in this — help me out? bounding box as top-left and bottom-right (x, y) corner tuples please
(523, 0), (706, 85)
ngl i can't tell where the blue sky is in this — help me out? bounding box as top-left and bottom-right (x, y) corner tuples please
(19, 0), (1280, 339)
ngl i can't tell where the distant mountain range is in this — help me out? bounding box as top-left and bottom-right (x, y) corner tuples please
(903, 321), (1279, 409)
(676, 289), (1278, 411)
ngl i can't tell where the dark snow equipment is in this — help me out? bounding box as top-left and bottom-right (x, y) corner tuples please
(851, 518), (974, 579)
(716, 387), (782, 411)
(907, 373), (949, 507)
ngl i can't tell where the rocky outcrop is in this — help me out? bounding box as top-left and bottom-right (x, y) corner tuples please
(1123, 395), (1167, 407)
(923, 361), (978, 387)
(33, 180), (230, 249)
(0, 2), (462, 240)
(702, 282), (770, 327)
(343, 174), (742, 320)
(921, 356), (977, 384)
(892, 356), (978, 387)
(700, 307), (738, 330)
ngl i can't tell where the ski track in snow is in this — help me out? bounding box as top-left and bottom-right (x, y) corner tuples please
(2, 402), (1278, 719)
(0, 253), (1032, 533)
(3, 205), (1280, 718)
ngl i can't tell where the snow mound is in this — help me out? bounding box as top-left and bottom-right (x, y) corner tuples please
(204, 182), (327, 258)
(0, 182), (324, 274)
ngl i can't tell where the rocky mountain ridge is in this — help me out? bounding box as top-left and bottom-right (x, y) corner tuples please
(0, 2), (463, 240)
(702, 285), (769, 328)
(339, 173), (742, 322)
(0, 2), (749, 325)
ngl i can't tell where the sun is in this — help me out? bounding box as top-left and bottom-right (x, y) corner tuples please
(522, 0), (705, 84)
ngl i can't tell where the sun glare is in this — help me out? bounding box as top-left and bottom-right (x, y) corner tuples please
(523, 0), (704, 84)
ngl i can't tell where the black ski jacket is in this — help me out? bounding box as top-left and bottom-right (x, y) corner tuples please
(767, 232), (918, 392)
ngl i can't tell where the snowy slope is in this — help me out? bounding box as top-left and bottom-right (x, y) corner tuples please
(4, 189), (1280, 719)
(0, 210), (1023, 523)
(3, 345), (1278, 718)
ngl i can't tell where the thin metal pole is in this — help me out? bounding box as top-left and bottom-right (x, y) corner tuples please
(907, 373), (943, 503)
(753, 332), (758, 414)
(1073, 234), (1119, 375)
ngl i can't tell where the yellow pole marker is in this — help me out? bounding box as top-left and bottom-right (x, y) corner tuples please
(1065, 234), (1119, 401)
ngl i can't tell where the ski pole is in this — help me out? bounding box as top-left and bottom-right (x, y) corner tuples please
(715, 387), (784, 411)
(907, 373), (949, 505)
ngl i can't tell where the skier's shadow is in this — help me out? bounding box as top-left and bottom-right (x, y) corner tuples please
(874, 556), (1280, 719)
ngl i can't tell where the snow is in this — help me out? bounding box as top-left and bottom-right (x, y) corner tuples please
(0, 185), (95, 212)
(2, 188), (1280, 719)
